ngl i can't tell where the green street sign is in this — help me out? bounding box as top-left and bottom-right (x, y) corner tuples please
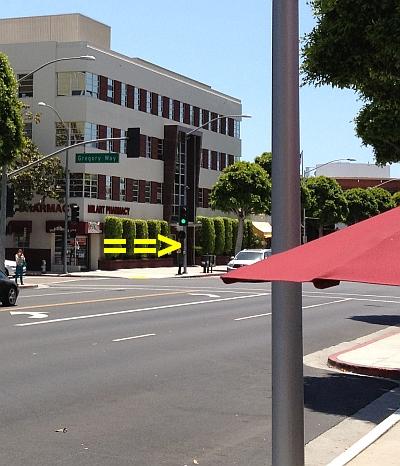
(75, 153), (119, 163)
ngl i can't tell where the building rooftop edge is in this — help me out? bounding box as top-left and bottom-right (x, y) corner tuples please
(0, 13), (110, 30)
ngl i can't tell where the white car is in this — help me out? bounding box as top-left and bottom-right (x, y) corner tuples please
(5, 260), (27, 277)
(227, 248), (271, 272)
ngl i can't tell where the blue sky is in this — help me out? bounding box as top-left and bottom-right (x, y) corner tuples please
(3, 1), (393, 175)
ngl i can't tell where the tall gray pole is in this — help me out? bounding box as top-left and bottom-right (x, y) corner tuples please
(271, 1), (304, 466)
(183, 134), (188, 274)
(63, 150), (69, 274)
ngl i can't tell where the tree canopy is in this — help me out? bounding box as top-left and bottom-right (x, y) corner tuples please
(254, 152), (272, 178)
(368, 187), (395, 213)
(302, 1), (400, 165)
(344, 188), (379, 225)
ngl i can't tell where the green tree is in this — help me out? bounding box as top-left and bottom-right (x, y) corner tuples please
(306, 176), (348, 237)
(254, 152), (272, 177)
(0, 52), (25, 271)
(344, 188), (379, 224)
(392, 192), (400, 207)
(368, 187), (395, 213)
(9, 138), (64, 212)
(301, 0), (400, 165)
(209, 161), (271, 253)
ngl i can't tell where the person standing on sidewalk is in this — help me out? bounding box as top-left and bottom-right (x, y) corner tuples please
(15, 249), (26, 285)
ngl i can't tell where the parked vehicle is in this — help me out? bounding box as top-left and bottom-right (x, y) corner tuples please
(226, 248), (272, 272)
(0, 270), (19, 306)
(4, 260), (26, 277)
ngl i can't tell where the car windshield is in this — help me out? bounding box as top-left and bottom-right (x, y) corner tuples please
(235, 251), (263, 261)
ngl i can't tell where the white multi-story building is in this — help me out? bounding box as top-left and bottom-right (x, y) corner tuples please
(0, 14), (243, 271)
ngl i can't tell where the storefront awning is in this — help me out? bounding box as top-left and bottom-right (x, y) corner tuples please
(252, 221), (272, 238)
(6, 220), (32, 234)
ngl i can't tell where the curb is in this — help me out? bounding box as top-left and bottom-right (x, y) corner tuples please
(327, 329), (400, 380)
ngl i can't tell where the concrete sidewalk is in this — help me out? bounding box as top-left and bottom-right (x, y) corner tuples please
(326, 329), (400, 465)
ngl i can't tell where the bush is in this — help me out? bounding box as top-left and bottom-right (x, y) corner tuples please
(231, 219), (238, 254)
(160, 220), (169, 237)
(134, 219), (148, 258)
(104, 216), (123, 259)
(122, 219), (136, 257)
(223, 218), (233, 255)
(197, 216), (215, 254)
(213, 217), (225, 255)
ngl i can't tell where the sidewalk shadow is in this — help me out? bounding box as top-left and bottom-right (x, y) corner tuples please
(304, 373), (398, 422)
(348, 314), (400, 326)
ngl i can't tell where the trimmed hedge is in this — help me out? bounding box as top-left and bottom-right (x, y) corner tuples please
(213, 217), (225, 256)
(104, 216), (123, 258)
(223, 218), (233, 255)
(122, 219), (136, 257)
(197, 216), (216, 254)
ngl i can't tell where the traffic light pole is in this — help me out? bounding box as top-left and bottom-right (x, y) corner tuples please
(63, 149), (69, 274)
(183, 135), (188, 274)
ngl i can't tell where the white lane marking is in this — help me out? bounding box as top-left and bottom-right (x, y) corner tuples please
(326, 407), (400, 466)
(10, 311), (48, 319)
(304, 290), (400, 300)
(15, 293), (268, 327)
(234, 298), (352, 321)
(113, 333), (156, 342)
(19, 289), (105, 299)
(189, 293), (220, 298)
(235, 312), (271, 321)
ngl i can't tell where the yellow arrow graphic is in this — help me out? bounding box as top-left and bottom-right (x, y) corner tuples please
(158, 234), (181, 257)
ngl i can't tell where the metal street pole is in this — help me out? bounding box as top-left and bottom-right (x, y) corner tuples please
(38, 102), (70, 274)
(271, 2), (303, 466)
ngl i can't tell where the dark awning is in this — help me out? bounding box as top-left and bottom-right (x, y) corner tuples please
(6, 220), (32, 234)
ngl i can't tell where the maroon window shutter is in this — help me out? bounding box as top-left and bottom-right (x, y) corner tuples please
(183, 103), (190, 124)
(220, 117), (227, 135)
(162, 96), (169, 118)
(113, 128), (121, 153)
(151, 92), (158, 115)
(211, 151), (217, 170)
(151, 137), (158, 159)
(139, 89), (147, 112)
(98, 125), (107, 150)
(228, 154), (235, 165)
(194, 107), (200, 127)
(220, 152), (226, 170)
(139, 180), (146, 203)
(202, 149), (208, 168)
(125, 178), (133, 202)
(228, 118), (234, 137)
(202, 110), (209, 129)
(211, 112), (218, 132)
(99, 76), (108, 101)
(203, 189), (209, 208)
(127, 84), (134, 108)
(113, 80), (121, 105)
(112, 176), (120, 201)
(98, 175), (106, 199)
(173, 100), (180, 122)
(151, 182), (158, 204)
(139, 134), (146, 157)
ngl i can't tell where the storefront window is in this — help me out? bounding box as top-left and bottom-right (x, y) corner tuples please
(84, 174), (98, 198)
(14, 231), (30, 248)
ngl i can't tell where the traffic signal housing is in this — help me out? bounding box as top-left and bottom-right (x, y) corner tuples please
(179, 206), (188, 226)
(126, 127), (140, 158)
(70, 204), (80, 222)
(6, 185), (14, 218)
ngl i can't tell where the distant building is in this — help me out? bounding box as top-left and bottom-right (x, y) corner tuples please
(0, 14), (243, 271)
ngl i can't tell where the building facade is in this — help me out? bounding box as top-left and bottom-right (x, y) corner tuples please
(0, 14), (243, 271)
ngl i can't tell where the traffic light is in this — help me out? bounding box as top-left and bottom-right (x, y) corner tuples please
(177, 230), (186, 240)
(6, 185), (14, 218)
(126, 127), (140, 158)
(179, 206), (188, 226)
(70, 204), (80, 222)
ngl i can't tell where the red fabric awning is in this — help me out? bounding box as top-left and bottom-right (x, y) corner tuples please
(221, 206), (400, 289)
(6, 220), (32, 234)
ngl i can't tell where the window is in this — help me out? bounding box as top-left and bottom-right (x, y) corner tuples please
(158, 95), (163, 116)
(145, 181), (151, 203)
(57, 71), (85, 96)
(121, 82), (127, 106)
(199, 109), (203, 127)
(105, 176), (112, 200)
(190, 105), (194, 125)
(179, 102), (184, 122)
(17, 74), (33, 97)
(132, 179), (139, 202)
(217, 117), (221, 133)
(146, 91), (152, 113)
(216, 152), (220, 171)
(84, 174), (98, 198)
(120, 178), (126, 201)
(198, 188), (203, 208)
(70, 173), (84, 198)
(84, 122), (98, 148)
(157, 184), (163, 204)
(157, 139), (163, 160)
(146, 136), (152, 158)
(107, 78), (114, 102)
(234, 120), (240, 138)
(14, 231), (30, 248)
(85, 72), (99, 97)
(168, 98), (173, 119)
(120, 129), (127, 154)
(134, 88), (140, 109)
(106, 127), (112, 151)
(24, 122), (32, 139)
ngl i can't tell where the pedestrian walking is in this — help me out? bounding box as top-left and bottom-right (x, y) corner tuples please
(15, 249), (26, 285)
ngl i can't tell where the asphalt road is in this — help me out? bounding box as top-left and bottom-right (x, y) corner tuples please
(0, 276), (399, 465)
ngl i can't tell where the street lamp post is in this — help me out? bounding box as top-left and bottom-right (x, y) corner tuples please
(302, 158), (356, 243)
(38, 102), (70, 274)
(182, 114), (251, 273)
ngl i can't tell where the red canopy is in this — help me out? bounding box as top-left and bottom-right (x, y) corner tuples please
(222, 207), (400, 289)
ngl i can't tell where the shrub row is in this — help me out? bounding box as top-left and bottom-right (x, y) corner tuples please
(196, 216), (261, 256)
(104, 216), (169, 258)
